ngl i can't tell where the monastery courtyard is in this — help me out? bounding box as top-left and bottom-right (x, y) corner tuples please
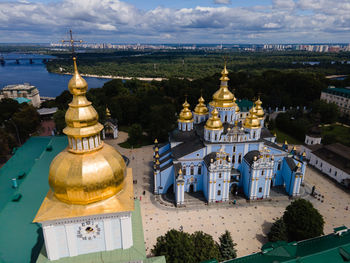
(107, 133), (350, 258)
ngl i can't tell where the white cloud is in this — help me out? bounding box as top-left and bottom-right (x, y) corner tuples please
(0, 0), (349, 43)
(213, 0), (231, 5)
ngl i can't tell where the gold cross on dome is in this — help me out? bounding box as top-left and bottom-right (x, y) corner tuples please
(62, 29), (83, 57)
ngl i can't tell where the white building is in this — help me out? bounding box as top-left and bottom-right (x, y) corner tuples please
(320, 86), (350, 118)
(301, 130), (350, 188)
(0, 83), (41, 107)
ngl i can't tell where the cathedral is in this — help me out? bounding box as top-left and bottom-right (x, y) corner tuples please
(153, 64), (306, 206)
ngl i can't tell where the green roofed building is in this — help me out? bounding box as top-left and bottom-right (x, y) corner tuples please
(321, 86), (350, 117)
(0, 136), (165, 263)
(222, 226), (350, 263)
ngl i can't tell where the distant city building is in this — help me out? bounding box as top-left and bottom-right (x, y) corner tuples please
(301, 128), (350, 189)
(0, 83), (41, 107)
(321, 86), (350, 118)
(153, 64), (306, 206)
(215, 226), (350, 263)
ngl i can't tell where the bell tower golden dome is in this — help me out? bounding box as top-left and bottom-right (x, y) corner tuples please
(194, 96), (209, 115)
(48, 57), (126, 205)
(210, 63), (237, 108)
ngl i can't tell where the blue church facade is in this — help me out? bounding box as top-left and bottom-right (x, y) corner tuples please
(153, 65), (306, 206)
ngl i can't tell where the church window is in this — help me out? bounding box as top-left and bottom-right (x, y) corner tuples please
(238, 154), (242, 164)
(259, 187), (262, 193)
(219, 173), (222, 178)
(232, 155), (235, 163)
(277, 162), (281, 170)
(225, 115), (227, 122)
(215, 134), (217, 141)
(335, 171), (337, 176)
(316, 160), (318, 165)
(233, 145), (236, 152)
(311, 141), (314, 145)
(217, 190), (221, 196)
(198, 165), (202, 174)
(320, 162), (322, 168)
(190, 166), (194, 175)
(182, 165), (186, 175)
(261, 170), (264, 176)
(253, 131), (256, 139)
(329, 168), (332, 173)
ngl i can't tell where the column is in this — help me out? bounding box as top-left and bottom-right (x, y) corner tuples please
(103, 218), (114, 250)
(43, 225), (59, 260)
(120, 214), (133, 249)
(65, 224), (78, 257)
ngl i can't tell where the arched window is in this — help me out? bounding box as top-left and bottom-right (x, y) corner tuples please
(217, 190), (221, 196)
(261, 170), (264, 176)
(215, 134), (217, 141)
(182, 165), (186, 175)
(225, 115), (227, 122)
(233, 145), (236, 152)
(277, 162), (281, 170)
(198, 165), (202, 175)
(238, 154), (242, 164)
(190, 165), (194, 175)
(232, 155), (235, 163)
(219, 173), (222, 178)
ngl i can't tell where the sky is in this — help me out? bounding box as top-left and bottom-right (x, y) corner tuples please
(0, 0), (350, 44)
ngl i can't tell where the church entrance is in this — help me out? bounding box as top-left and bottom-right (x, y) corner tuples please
(189, 184), (194, 193)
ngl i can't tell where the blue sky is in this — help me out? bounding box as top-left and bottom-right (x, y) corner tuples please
(0, 0), (349, 43)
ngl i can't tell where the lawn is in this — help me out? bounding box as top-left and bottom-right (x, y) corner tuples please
(270, 128), (303, 145)
(321, 124), (350, 146)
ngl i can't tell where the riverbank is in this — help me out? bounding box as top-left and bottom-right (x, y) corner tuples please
(59, 72), (168, 82)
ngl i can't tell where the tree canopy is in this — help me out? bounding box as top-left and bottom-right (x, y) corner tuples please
(283, 199), (324, 242)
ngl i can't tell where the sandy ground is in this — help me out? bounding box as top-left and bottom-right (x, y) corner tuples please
(106, 133), (350, 257)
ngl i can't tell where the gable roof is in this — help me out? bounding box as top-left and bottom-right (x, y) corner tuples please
(172, 137), (205, 160)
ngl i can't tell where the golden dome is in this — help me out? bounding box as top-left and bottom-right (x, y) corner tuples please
(194, 96), (209, 115)
(178, 99), (194, 123)
(205, 108), (223, 130)
(243, 106), (260, 129)
(49, 57), (126, 205)
(210, 63), (237, 108)
(106, 107), (111, 118)
(255, 97), (264, 119)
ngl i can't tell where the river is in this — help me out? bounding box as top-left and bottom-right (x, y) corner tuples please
(0, 53), (111, 97)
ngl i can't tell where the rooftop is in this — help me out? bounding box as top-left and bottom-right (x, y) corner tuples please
(3, 83), (37, 91)
(224, 226), (350, 263)
(323, 87), (350, 98)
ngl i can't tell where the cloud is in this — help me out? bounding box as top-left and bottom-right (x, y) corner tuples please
(0, 0), (350, 43)
(213, 0), (231, 5)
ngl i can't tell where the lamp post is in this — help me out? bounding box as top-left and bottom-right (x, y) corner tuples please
(5, 119), (21, 145)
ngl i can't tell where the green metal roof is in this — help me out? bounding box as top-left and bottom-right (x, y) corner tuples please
(324, 87), (350, 98)
(236, 99), (253, 112)
(0, 136), (68, 263)
(14, 97), (31, 104)
(226, 227), (350, 263)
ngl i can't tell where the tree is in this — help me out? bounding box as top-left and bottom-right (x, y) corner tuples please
(152, 229), (196, 263)
(53, 110), (66, 134)
(192, 231), (221, 262)
(267, 218), (288, 242)
(128, 123), (143, 146)
(12, 104), (40, 141)
(283, 199), (324, 242)
(219, 230), (237, 260)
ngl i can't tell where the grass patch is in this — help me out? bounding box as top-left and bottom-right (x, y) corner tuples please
(270, 128), (303, 145)
(321, 124), (350, 146)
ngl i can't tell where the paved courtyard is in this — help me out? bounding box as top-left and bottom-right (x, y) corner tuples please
(106, 134), (350, 258)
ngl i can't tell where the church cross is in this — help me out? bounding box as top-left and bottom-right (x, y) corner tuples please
(62, 29), (83, 57)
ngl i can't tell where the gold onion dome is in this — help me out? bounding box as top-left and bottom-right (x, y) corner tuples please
(254, 97), (264, 119)
(243, 106), (260, 129)
(205, 108), (223, 130)
(210, 64), (236, 108)
(194, 96), (209, 115)
(178, 99), (194, 122)
(48, 57), (126, 205)
(106, 107), (111, 118)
